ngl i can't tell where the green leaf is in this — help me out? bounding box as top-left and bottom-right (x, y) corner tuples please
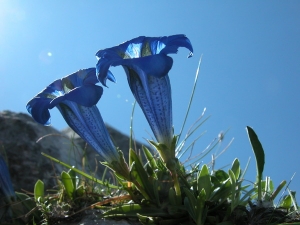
(14, 192), (41, 221)
(270, 180), (286, 201)
(196, 188), (207, 225)
(129, 149), (155, 201)
(137, 213), (161, 224)
(41, 152), (119, 188)
(68, 167), (77, 189)
(211, 179), (231, 202)
(277, 223), (300, 225)
(228, 169), (237, 211)
(246, 126), (265, 202)
(102, 204), (169, 218)
(75, 185), (85, 197)
(61, 171), (74, 199)
(168, 187), (177, 206)
(34, 180), (44, 202)
(183, 187), (197, 209)
(246, 126), (265, 182)
(239, 187), (256, 204)
(215, 170), (229, 183)
(280, 190), (297, 210)
(231, 158), (241, 180)
(197, 164), (212, 198)
(183, 188), (197, 221)
(280, 194), (292, 209)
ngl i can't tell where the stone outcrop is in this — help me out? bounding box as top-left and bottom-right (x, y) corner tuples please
(0, 110), (148, 193)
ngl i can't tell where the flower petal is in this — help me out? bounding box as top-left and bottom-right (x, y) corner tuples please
(27, 68), (99, 126)
(27, 68), (120, 164)
(27, 97), (52, 125)
(50, 85), (103, 108)
(125, 67), (173, 146)
(113, 54), (173, 78)
(95, 34), (193, 87)
(156, 35), (193, 57)
(96, 58), (117, 87)
(95, 35), (193, 147)
(57, 104), (119, 163)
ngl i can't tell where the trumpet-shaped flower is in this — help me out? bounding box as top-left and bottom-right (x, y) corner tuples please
(0, 155), (15, 203)
(26, 68), (119, 163)
(96, 35), (193, 149)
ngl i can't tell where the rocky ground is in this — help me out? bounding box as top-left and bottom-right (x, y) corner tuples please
(0, 110), (147, 225)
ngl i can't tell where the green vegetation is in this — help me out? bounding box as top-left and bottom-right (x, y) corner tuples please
(2, 125), (298, 225)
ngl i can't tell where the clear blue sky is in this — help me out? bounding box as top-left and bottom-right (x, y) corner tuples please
(1, 1), (300, 196)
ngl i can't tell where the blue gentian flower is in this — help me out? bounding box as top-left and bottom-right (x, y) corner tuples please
(26, 68), (119, 163)
(0, 155), (15, 203)
(96, 35), (193, 149)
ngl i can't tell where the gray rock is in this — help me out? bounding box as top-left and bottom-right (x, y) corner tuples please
(0, 110), (74, 192)
(0, 110), (149, 193)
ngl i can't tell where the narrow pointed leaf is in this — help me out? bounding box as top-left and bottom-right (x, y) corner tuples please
(246, 126), (265, 202)
(102, 204), (169, 218)
(41, 152), (119, 189)
(246, 126), (265, 182)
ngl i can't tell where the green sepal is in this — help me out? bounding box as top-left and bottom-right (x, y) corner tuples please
(101, 150), (130, 181)
(148, 140), (171, 164)
(143, 146), (158, 173)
